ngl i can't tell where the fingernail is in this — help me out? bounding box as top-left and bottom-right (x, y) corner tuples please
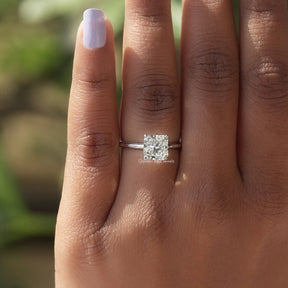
(83, 8), (106, 49)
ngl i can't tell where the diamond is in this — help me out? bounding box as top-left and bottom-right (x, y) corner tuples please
(143, 134), (169, 161)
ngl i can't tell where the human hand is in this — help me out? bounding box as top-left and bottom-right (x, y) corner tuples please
(55, 1), (288, 287)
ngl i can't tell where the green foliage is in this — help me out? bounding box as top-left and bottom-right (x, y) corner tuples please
(171, 0), (182, 39)
(18, 0), (82, 23)
(98, 0), (125, 37)
(0, 143), (56, 248)
(18, 0), (183, 39)
(0, 0), (20, 17)
(0, 27), (61, 83)
(0, 275), (19, 288)
(0, 150), (25, 213)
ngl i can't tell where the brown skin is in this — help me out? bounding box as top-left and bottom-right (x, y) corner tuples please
(55, 0), (288, 287)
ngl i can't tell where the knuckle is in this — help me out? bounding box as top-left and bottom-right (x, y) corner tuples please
(73, 72), (113, 94)
(130, 217), (162, 246)
(73, 130), (118, 169)
(130, 211), (165, 245)
(245, 0), (283, 14)
(128, 4), (170, 26)
(67, 223), (109, 264)
(78, 222), (110, 261)
(178, 174), (236, 227)
(195, 181), (233, 223)
(122, 193), (168, 242)
(128, 75), (178, 120)
(136, 206), (165, 237)
(129, 11), (168, 27)
(243, 183), (288, 219)
(187, 47), (237, 97)
(245, 57), (288, 109)
(56, 216), (109, 265)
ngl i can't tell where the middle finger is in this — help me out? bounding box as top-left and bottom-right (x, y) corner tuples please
(179, 0), (240, 186)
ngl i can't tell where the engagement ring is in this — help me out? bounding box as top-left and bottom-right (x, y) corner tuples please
(120, 134), (181, 161)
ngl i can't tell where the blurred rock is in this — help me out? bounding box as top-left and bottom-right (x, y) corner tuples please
(29, 83), (69, 116)
(0, 241), (54, 288)
(0, 74), (18, 113)
(2, 113), (66, 212)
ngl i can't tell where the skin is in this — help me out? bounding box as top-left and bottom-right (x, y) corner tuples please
(55, 0), (288, 287)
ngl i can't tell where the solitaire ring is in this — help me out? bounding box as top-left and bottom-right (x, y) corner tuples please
(120, 134), (181, 161)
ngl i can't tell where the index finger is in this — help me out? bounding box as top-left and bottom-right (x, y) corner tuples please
(55, 9), (119, 287)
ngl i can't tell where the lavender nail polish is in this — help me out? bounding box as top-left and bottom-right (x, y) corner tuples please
(83, 9), (106, 49)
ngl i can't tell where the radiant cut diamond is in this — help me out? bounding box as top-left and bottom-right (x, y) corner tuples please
(143, 134), (169, 161)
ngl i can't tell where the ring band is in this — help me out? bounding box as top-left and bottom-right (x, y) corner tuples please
(119, 142), (182, 149)
(120, 134), (181, 161)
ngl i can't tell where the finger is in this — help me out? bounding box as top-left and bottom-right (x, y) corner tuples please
(122, 0), (180, 141)
(179, 0), (239, 185)
(112, 0), (180, 214)
(55, 9), (119, 286)
(239, 1), (288, 189)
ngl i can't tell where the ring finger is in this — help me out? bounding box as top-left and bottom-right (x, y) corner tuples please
(108, 0), (181, 219)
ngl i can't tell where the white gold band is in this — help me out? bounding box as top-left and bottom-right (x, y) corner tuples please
(119, 142), (182, 149)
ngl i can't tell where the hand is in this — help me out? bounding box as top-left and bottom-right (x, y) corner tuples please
(55, 1), (288, 287)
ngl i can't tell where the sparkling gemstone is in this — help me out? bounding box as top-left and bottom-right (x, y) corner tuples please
(143, 134), (169, 161)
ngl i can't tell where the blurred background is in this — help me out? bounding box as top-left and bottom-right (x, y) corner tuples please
(0, 0), (249, 287)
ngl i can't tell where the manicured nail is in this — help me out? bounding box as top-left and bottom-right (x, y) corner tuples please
(83, 9), (106, 49)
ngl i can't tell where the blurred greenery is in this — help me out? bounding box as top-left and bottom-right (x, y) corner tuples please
(0, 0), (287, 287)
